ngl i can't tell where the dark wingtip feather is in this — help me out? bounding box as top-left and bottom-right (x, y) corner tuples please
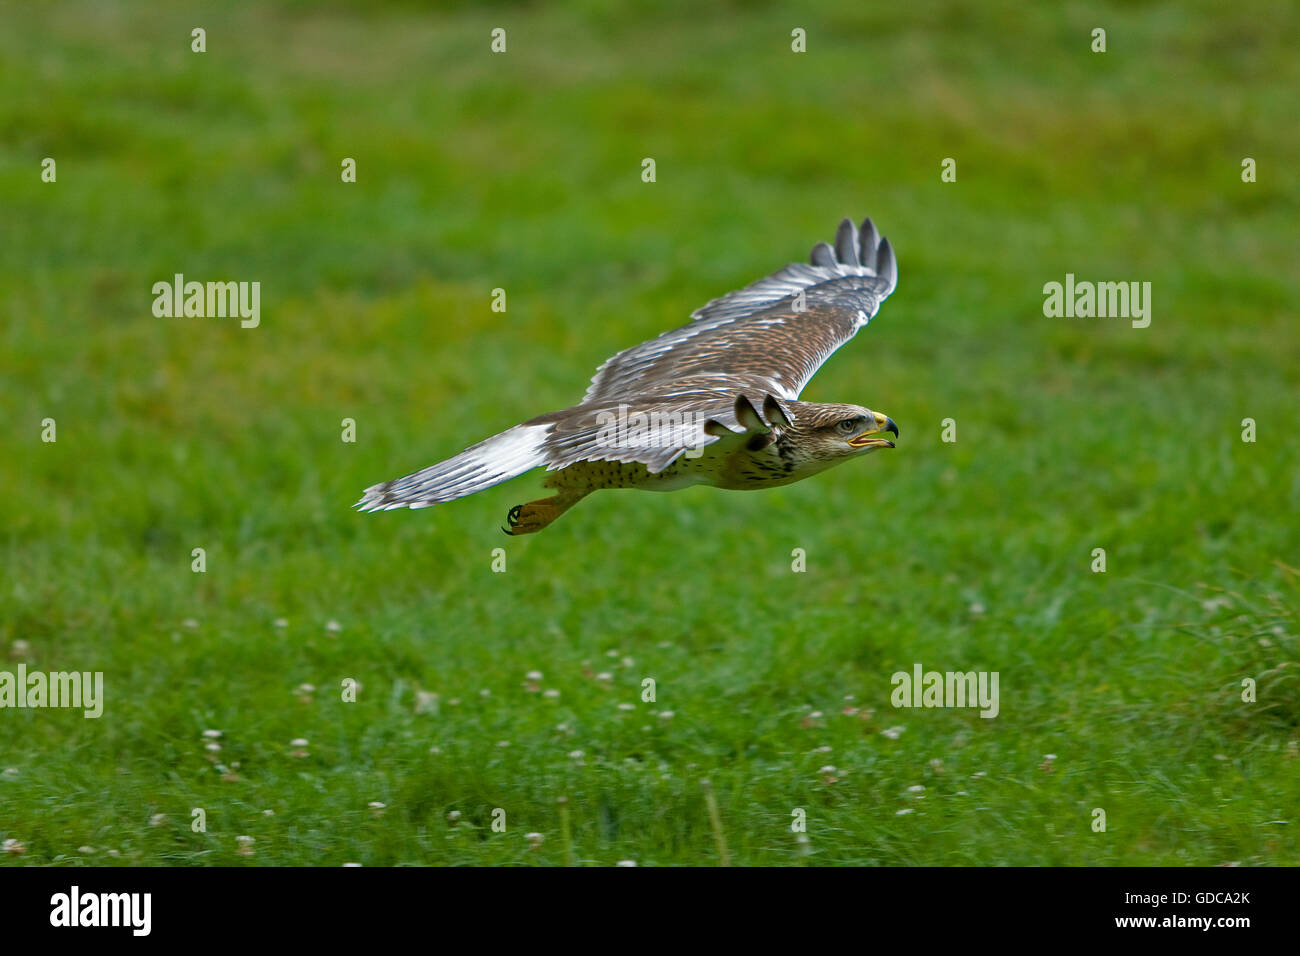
(763, 393), (793, 428)
(834, 217), (859, 265)
(876, 237), (897, 293)
(733, 394), (767, 433)
(810, 241), (837, 267)
(858, 217), (881, 266)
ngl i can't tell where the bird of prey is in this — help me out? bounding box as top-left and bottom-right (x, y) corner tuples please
(357, 216), (900, 534)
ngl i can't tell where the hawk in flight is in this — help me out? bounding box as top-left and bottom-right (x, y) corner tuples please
(358, 216), (900, 534)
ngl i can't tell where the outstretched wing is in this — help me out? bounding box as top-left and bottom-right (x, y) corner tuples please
(356, 390), (779, 512)
(583, 217), (897, 404)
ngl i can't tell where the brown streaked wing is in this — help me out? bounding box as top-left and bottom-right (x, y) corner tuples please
(583, 217), (897, 404)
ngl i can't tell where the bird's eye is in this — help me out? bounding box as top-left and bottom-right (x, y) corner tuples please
(836, 420), (857, 434)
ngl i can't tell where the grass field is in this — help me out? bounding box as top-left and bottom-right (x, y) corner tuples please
(2, 0), (1297, 866)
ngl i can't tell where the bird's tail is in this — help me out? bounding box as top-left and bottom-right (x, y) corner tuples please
(355, 422), (550, 512)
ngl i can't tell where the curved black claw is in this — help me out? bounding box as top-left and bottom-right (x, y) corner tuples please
(503, 504), (522, 535)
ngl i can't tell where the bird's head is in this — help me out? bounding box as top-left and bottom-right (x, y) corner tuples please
(781, 401), (898, 461)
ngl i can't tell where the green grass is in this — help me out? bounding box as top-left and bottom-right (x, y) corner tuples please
(1, 0), (1297, 866)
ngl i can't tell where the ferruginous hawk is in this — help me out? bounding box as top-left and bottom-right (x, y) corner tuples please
(357, 216), (900, 534)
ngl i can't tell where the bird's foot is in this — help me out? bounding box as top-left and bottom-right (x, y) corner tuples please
(503, 501), (553, 535)
(502, 493), (585, 535)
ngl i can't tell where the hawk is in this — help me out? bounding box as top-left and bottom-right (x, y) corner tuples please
(357, 216), (900, 534)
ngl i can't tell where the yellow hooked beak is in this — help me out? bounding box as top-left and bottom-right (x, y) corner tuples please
(847, 413), (899, 449)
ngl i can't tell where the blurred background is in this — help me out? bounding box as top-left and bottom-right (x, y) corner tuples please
(1, 1), (1296, 865)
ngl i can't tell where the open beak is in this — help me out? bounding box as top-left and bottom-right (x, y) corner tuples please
(848, 415), (899, 449)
